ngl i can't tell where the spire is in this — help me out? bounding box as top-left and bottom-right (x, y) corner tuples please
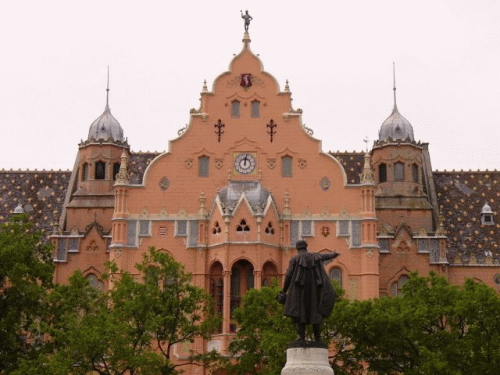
(360, 149), (375, 184)
(115, 150), (129, 185)
(106, 65), (110, 110)
(392, 62), (397, 112)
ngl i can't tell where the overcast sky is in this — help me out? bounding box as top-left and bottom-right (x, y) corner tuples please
(1, 0), (499, 172)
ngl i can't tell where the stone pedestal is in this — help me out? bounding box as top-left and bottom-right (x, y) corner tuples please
(281, 345), (334, 375)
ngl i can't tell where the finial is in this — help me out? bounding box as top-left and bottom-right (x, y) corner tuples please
(105, 66), (110, 110)
(392, 62), (398, 111)
(115, 150), (130, 184)
(360, 149), (375, 184)
(202, 79), (208, 92)
(284, 79), (290, 92)
(363, 136), (369, 152)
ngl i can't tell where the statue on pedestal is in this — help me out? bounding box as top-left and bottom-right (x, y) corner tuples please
(277, 240), (339, 344)
(240, 10), (253, 32)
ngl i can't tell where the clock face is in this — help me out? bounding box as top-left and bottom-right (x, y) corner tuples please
(234, 153), (256, 174)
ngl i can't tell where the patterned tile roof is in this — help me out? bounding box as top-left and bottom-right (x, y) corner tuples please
(0, 170), (71, 238)
(434, 170), (500, 264)
(329, 151), (365, 184)
(128, 151), (162, 184)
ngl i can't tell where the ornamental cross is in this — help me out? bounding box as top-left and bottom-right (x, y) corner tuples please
(214, 119), (225, 142)
(267, 119), (277, 142)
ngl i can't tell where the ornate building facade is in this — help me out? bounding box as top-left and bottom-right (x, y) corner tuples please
(1, 30), (500, 364)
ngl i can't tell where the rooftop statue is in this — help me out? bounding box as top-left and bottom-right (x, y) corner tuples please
(277, 240), (339, 344)
(240, 10), (253, 32)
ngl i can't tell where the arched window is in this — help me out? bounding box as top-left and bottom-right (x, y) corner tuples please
(113, 162), (120, 181)
(95, 161), (106, 180)
(412, 164), (419, 183)
(81, 163), (88, 181)
(262, 262), (278, 287)
(230, 260), (254, 324)
(394, 162), (405, 182)
(199, 156), (209, 177)
(282, 156), (292, 177)
(86, 274), (104, 291)
(379, 163), (387, 183)
(209, 262), (224, 332)
(329, 267), (342, 289)
(390, 275), (409, 297)
(231, 100), (240, 118)
(251, 100), (260, 118)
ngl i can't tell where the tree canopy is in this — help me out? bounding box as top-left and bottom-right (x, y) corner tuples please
(0, 214), (54, 374)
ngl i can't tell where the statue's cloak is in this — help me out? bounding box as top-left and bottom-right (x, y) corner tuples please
(283, 252), (336, 324)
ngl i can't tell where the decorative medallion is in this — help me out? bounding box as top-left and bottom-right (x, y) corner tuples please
(184, 158), (193, 169)
(214, 159), (224, 169)
(267, 158), (276, 169)
(321, 226), (330, 237)
(159, 177), (170, 191)
(298, 159), (307, 169)
(366, 249), (374, 257)
(283, 113), (290, 122)
(319, 176), (331, 191)
(227, 75), (264, 88)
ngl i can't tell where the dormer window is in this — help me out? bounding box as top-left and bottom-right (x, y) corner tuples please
(481, 202), (494, 225)
(231, 100), (240, 118)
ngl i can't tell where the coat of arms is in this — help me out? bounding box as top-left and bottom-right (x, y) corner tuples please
(240, 73), (252, 89)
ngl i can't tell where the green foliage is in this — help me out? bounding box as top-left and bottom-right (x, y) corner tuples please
(0, 214), (54, 374)
(15, 247), (220, 375)
(225, 284), (296, 375)
(328, 272), (500, 374)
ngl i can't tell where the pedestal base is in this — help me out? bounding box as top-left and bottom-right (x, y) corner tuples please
(281, 346), (334, 375)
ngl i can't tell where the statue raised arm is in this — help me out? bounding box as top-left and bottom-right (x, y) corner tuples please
(240, 10), (253, 32)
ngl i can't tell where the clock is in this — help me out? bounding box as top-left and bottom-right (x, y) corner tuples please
(234, 153), (256, 174)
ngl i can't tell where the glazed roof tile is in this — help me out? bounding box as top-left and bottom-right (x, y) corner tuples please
(434, 170), (500, 264)
(128, 152), (162, 184)
(329, 151), (365, 184)
(0, 170), (71, 238)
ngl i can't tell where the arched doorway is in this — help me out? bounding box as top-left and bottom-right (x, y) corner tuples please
(230, 259), (254, 330)
(261, 261), (278, 287)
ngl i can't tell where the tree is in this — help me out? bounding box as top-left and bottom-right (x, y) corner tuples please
(224, 284), (297, 375)
(327, 272), (500, 374)
(0, 214), (54, 374)
(16, 247), (220, 375)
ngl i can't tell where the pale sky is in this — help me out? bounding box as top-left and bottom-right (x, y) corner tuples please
(1, 0), (499, 172)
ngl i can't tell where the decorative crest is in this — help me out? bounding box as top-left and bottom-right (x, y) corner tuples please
(214, 119), (225, 142)
(266, 119), (277, 142)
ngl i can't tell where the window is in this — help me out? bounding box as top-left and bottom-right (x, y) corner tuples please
(236, 219), (250, 232)
(139, 220), (150, 236)
(379, 163), (387, 183)
(329, 267), (342, 289)
(351, 221), (362, 247)
(95, 161), (106, 180)
(430, 239), (440, 263)
(262, 262), (278, 287)
(188, 221), (198, 247)
(338, 220), (349, 236)
(379, 238), (390, 253)
(231, 100), (240, 118)
(264, 222), (275, 235)
(82, 163), (88, 181)
(213, 221), (222, 235)
(127, 220), (137, 246)
(86, 274), (104, 291)
(282, 156), (292, 177)
(113, 162), (120, 181)
(209, 262), (224, 332)
(251, 100), (260, 118)
(394, 162), (404, 181)
(176, 220), (187, 236)
(57, 238), (67, 261)
(68, 237), (79, 252)
(412, 164), (419, 183)
(230, 260), (254, 320)
(390, 275), (408, 297)
(199, 156), (209, 177)
(301, 220), (313, 237)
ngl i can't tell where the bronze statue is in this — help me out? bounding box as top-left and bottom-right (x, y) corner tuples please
(277, 240), (339, 343)
(240, 10), (253, 32)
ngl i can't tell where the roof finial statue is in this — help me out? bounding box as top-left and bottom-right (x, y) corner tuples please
(240, 10), (253, 33)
